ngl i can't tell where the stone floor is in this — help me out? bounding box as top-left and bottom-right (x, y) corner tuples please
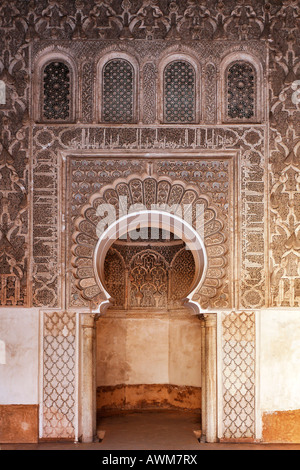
(2, 411), (300, 450)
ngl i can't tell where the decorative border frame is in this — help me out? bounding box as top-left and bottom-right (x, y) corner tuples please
(32, 48), (78, 124)
(219, 51), (265, 125)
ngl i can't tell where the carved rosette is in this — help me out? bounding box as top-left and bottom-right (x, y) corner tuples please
(71, 175), (228, 309)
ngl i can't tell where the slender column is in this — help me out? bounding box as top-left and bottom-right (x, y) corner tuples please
(200, 316), (207, 442)
(80, 313), (97, 443)
(125, 268), (129, 309)
(204, 313), (218, 443)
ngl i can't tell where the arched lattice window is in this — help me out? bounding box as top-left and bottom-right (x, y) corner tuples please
(164, 60), (196, 123)
(226, 61), (256, 120)
(43, 61), (71, 121)
(102, 59), (134, 123)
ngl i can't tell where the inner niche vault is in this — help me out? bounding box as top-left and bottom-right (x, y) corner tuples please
(103, 230), (196, 311)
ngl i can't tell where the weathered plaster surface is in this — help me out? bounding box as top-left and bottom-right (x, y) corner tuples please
(97, 384), (201, 412)
(169, 318), (202, 387)
(0, 309), (39, 405)
(0, 405), (39, 444)
(262, 410), (300, 444)
(96, 314), (202, 389)
(126, 318), (169, 385)
(260, 310), (300, 412)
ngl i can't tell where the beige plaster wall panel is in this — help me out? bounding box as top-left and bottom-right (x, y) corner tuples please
(123, 317), (169, 386)
(96, 313), (202, 390)
(0, 309), (39, 405)
(169, 317), (202, 388)
(96, 318), (129, 387)
(260, 310), (300, 413)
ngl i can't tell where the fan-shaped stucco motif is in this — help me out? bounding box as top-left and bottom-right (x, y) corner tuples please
(71, 175), (228, 309)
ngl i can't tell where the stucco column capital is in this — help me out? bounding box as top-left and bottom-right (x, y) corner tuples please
(203, 312), (217, 328)
(81, 313), (97, 329)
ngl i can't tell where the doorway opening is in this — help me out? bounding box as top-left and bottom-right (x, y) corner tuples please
(94, 211), (207, 441)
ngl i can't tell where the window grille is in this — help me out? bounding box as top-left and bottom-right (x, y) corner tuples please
(164, 60), (196, 123)
(102, 59), (134, 123)
(43, 61), (71, 121)
(227, 61), (255, 120)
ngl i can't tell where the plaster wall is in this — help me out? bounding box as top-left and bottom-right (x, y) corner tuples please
(0, 309), (39, 405)
(96, 314), (202, 389)
(260, 310), (300, 413)
(169, 318), (202, 387)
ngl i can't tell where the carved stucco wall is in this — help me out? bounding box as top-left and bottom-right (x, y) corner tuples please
(1, 0), (299, 442)
(33, 124), (265, 313)
(103, 237), (196, 309)
(70, 168), (230, 310)
(0, 0), (298, 307)
(42, 310), (77, 439)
